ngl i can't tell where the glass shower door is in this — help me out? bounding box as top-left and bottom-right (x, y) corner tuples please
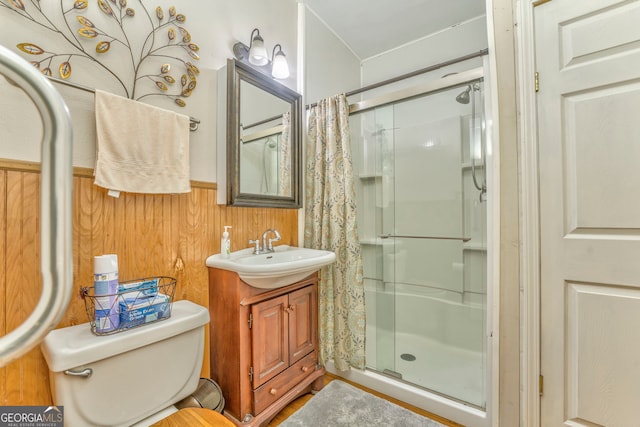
(352, 81), (487, 408)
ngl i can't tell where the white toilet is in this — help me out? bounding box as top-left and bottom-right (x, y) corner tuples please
(41, 300), (210, 427)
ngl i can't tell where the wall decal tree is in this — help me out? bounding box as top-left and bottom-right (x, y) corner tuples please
(1, 0), (200, 107)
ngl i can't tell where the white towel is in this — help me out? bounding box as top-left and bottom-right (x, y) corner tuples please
(94, 89), (191, 194)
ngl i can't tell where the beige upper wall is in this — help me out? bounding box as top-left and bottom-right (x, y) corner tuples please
(0, 0), (298, 183)
(302, 6), (361, 105)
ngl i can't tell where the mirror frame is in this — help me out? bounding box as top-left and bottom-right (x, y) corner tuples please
(226, 59), (302, 208)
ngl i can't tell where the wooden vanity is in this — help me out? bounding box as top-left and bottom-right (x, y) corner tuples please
(207, 268), (325, 426)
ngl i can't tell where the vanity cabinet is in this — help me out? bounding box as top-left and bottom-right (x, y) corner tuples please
(208, 269), (325, 427)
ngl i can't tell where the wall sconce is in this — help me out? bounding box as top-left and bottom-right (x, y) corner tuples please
(233, 28), (290, 79)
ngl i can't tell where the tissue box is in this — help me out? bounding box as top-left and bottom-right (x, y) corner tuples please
(118, 278), (159, 300)
(119, 293), (171, 329)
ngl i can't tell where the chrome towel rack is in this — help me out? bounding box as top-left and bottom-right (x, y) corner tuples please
(47, 75), (200, 132)
(379, 234), (471, 242)
(0, 45), (73, 367)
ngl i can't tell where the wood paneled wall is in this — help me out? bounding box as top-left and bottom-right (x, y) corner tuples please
(0, 166), (299, 406)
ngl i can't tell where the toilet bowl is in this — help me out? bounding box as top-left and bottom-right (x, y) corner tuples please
(41, 300), (210, 426)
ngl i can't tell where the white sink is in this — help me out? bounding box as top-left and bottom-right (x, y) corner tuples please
(205, 245), (336, 289)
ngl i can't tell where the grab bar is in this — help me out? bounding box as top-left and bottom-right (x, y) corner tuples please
(0, 45), (73, 367)
(379, 234), (471, 242)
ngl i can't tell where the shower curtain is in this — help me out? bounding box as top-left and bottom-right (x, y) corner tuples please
(304, 94), (365, 370)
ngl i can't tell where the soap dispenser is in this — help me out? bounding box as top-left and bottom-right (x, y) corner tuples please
(221, 226), (232, 258)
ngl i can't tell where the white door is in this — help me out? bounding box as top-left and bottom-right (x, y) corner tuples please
(535, 0), (640, 426)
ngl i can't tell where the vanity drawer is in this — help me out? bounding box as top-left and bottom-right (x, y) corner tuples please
(253, 351), (317, 414)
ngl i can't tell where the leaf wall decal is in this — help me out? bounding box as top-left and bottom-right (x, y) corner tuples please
(59, 61), (71, 79)
(98, 0), (113, 16)
(17, 43), (44, 55)
(186, 49), (199, 60)
(11, 0), (25, 10)
(78, 27), (98, 38)
(96, 41), (111, 53)
(9, 2), (201, 106)
(77, 16), (94, 28)
(186, 62), (200, 75)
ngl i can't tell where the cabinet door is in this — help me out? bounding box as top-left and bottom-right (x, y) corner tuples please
(288, 285), (317, 363)
(251, 295), (289, 388)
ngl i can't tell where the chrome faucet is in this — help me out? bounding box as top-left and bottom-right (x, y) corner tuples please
(262, 228), (281, 253)
(248, 229), (281, 254)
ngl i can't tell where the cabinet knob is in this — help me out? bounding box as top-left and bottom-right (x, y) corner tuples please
(270, 388), (277, 395)
(301, 366), (309, 373)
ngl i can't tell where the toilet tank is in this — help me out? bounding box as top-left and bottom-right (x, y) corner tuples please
(41, 300), (210, 427)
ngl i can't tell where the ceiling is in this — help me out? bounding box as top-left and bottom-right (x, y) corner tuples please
(304, 0), (487, 60)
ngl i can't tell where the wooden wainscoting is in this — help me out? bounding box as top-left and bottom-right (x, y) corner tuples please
(0, 165), (299, 406)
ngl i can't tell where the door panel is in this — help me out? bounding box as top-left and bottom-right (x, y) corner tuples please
(288, 285), (317, 363)
(251, 295), (289, 388)
(535, 0), (640, 425)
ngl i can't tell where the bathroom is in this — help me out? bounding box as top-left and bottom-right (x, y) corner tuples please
(0, 1), (506, 426)
(2, 1), (638, 427)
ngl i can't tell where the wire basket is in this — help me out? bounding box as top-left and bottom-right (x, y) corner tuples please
(81, 276), (176, 336)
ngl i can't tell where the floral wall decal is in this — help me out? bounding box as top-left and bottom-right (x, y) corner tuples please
(1, 0), (200, 107)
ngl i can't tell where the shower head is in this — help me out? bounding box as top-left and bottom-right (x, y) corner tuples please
(456, 86), (471, 104)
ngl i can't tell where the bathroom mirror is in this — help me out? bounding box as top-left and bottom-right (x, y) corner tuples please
(224, 59), (301, 208)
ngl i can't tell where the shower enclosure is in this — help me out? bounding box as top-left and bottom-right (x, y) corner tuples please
(240, 128), (283, 195)
(350, 70), (488, 412)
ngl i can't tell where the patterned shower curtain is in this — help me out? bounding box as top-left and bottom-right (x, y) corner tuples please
(304, 94), (365, 371)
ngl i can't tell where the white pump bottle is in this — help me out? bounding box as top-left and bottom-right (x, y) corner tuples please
(221, 226), (232, 259)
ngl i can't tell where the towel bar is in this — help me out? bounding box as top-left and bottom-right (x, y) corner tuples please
(47, 75), (200, 131)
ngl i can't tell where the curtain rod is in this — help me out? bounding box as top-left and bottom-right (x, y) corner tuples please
(242, 113), (282, 131)
(306, 48), (489, 109)
(45, 75), (201, 132)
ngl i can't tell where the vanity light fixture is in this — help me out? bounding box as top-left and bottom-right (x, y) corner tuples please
(233, 28), (290, 79)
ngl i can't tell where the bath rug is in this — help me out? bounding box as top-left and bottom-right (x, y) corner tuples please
(279, 380), (447, 427)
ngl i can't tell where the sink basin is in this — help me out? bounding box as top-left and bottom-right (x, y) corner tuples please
(205, 245), (336, 289)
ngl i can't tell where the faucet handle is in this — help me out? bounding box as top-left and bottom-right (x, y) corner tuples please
(248, 239), (261, 254)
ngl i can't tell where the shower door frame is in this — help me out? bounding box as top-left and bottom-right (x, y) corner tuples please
(349, 64), (495, 412)
(349, 68), (483, 115)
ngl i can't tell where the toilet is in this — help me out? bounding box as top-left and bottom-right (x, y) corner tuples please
(41, 300), (219, 426)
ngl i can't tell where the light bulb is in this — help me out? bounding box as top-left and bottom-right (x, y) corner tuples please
(249, 34), (268, 66)
(271, 50), (289, 79)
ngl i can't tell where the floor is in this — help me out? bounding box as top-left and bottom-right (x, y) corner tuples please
(266, 373), (464, 427)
